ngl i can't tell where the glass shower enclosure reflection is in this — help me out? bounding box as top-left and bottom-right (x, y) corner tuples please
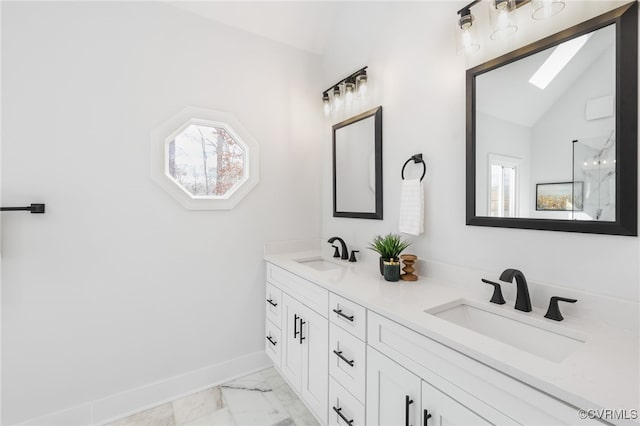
(572, 132), (616, 221)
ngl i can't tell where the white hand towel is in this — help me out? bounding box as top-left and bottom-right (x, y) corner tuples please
(399, 179), (424, 236)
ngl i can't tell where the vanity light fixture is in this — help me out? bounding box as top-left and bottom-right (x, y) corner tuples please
(322, 66), (368, 116)
(455, 0), (565, 56)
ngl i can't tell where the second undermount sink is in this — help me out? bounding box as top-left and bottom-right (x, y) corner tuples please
(295, 257), (345, 271)
(426, 301), (587, 362)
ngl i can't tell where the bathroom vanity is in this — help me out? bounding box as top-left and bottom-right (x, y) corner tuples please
(264, 250), (638, 426)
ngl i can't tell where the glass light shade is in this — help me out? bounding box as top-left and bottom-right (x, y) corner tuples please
(344, 81), (355, 104)
(489, 0), (517, 40)
(456, 15), (480, 56)
(356, 74), (368, 97)
(531, 0), (565, 20)
(332, 86), (342, 111)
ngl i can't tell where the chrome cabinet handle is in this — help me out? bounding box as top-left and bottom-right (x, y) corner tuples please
(333, 349), (355, 367)
(333, 308), (354, 322)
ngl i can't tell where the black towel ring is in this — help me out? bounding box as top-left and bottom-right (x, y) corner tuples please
(401, 153), (426, 182)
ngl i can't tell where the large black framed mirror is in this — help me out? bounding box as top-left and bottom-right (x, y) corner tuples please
(466, 2), (637, 236)
(333, 106), (383, 219)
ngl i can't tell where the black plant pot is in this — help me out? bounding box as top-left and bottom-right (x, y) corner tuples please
(379, 257), (396, 275)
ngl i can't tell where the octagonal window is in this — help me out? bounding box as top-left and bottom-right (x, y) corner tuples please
(151, 107), (259, 210)
(167, 124), (246, 198)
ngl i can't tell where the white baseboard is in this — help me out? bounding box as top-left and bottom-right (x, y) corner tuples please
(16, 350), (271, 426)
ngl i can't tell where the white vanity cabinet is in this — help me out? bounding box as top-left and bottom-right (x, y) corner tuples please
(265, 260), (610, 426)
(328, 293), (368, 425)
(367, 346), (497, 426)
(266, 264), (329, 425)
(366, 346), (422, 426)
(421, 380), (495, 426)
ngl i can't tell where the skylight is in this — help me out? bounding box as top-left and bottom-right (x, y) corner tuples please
(528, 33), (592, 90)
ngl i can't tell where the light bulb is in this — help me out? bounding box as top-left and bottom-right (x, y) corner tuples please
(583, 162), (588, 166)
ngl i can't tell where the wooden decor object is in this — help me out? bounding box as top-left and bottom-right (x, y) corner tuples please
(400, 254), (418, 281)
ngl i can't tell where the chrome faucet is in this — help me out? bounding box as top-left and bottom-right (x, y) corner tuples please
(327, 237), (349, 260)
(499, 269), (532, 312)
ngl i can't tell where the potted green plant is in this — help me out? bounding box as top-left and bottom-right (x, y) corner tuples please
(368, 233), (412, 276)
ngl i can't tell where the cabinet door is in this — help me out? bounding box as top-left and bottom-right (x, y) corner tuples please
(421, 380), (494, 426)
(367, 347), (421, 426)
(280, 293), (302, 390)
(300, 303), (329, 425)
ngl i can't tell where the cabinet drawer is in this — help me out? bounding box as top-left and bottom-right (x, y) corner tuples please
(329, 323), (366, 403)
(329, 292), (366, 340)
(329, 377), (365, 426)
(265, 282), (282, 327)
(265, 319), (281, 368)
(266, 263), (328, 317)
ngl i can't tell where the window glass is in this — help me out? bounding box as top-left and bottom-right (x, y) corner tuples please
(168, 124), (246, 198)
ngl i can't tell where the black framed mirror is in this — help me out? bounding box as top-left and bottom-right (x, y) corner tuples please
(333, 106), (383, 219)
(466, 2), (637, 236)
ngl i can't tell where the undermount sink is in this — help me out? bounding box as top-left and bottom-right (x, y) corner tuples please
(295, 257), (344, 271)
(426, 301), (587, 362)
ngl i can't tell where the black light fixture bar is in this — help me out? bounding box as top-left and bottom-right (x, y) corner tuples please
(457, 0), (482, 15)
(322, 66), (368, 96)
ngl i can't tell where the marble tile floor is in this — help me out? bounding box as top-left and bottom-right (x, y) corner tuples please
(104, 368), (319, 426)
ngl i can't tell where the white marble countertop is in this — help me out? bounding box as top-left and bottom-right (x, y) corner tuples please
(264, 250), (639, 418)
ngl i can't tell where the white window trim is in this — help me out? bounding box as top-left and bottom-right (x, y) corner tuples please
(151, 107), (259, 210)
(487, 153), (521, 218)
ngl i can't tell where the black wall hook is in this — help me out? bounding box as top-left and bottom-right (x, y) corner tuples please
(401, 153), (426, 182)
(1, 203), (45, 214)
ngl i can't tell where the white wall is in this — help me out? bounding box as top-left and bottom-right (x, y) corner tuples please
(1, 2), (321, 424)
(475, 112), (531, 217)
(320, 2), (639, 305)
